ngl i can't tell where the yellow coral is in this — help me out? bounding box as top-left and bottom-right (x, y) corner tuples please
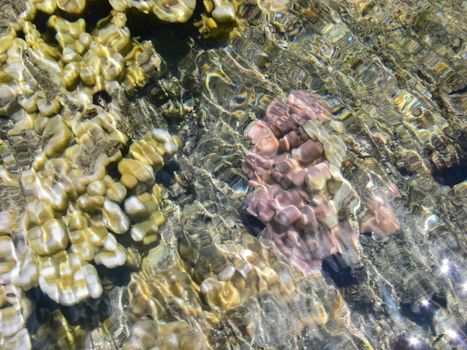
(15, 116), (179, 304)
(57, 0), (87, 14)
(0, 0), (180, 308)
(0, 285), (31, 346)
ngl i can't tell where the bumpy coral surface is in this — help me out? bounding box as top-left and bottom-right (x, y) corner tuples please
(0, 0), (185, 345)
(112, 0), (238, 37)
(3, 110), (178, 306)
(0, 0), (179, 315)
(243, 91), (399, 272)
(14, 0), (245, 38)
(122, 214), (326, 350)
(0, 284), (31, 349)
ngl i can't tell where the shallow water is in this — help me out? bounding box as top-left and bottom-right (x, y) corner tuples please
(0, 0), (465, 349)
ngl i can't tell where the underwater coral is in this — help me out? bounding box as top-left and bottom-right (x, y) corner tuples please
(242, 90), (400, 272)
(0, 0), (465, 349)
(0, 0), (182, 346)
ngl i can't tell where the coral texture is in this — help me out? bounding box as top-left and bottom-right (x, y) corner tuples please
(0, 0), (184, 345)
(110, 0), (198, 23)
(243, 91), (399, 272)
(122, 213), (317, 350)
(111, 0), (239, 36)
(0, 0), (178, 317)
(0, 0), (465, 348)
(0, 284), (31, 349)
(109, 0), (286, 37)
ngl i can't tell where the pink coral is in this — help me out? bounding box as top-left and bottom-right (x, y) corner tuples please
(242, 91), (401, 273)
(242, 91), (358, 273)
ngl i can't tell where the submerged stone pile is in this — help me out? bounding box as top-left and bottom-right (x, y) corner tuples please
(242, 91), (399, 272)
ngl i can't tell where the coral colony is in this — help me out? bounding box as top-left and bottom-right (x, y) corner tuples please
(0, 0), (181, 344)
(242, 91), (399, 272)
